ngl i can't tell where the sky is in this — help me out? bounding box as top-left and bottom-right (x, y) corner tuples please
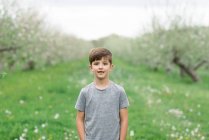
(21, 0), (209, 40)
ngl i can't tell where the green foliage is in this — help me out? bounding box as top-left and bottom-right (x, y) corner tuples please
(135, 16), (209, 70)
(0, 0), (93, 71)
(0, 58), (209, 139)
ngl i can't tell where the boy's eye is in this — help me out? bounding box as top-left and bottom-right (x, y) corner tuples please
(93, 62), (99, 65)
(103, 63), (108, 65)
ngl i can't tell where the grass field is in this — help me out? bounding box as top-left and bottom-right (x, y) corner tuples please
(0, 58), (209, 140)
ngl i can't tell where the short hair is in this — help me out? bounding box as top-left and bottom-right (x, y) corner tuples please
(89, 47), (112, 64)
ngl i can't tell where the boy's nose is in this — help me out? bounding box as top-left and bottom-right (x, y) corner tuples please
(98, 64), (103, 68)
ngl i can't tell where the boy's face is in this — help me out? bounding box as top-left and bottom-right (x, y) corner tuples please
(89, 57), (113, 80)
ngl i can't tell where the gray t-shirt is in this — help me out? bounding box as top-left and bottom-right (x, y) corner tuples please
(75, 81), (129, 140)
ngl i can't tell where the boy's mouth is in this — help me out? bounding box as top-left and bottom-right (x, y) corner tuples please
(97, 71), (104, 73)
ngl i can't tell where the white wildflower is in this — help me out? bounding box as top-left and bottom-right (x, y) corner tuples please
(5, 109), (12, 115)
(19, 100), (25, 104)
(170, 133), (175, 138)
(168, 108), (183, 118)
(171, 126), (176, 131)
(156, 99), (161, 104)
(35, 111), (39, 115)
(189, 108), (193, 112)
(41, 123), (47, 128)
(201, 136), (205, 140)
(194, 128), (199, 133)
(147, 98), (153, 107)
(21, 133), (26, 138)
(191, 130), (195, 136)
(41, 136), (46, 140)
(130, 130), (134, 137)
(34, 127), (38, 133)
(54, 113), (60, 119)
(164, 85), (171, 94)
(185, 92), (191, 97)
(39, 96), (43, 100)
(19, 136), (25, 140)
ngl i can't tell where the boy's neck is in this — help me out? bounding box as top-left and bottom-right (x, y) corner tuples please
(94, 78), (110, 90)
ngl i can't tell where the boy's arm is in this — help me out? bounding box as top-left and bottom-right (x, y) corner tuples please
(119, 108), (128, 140)
(76, 111), (85, 140)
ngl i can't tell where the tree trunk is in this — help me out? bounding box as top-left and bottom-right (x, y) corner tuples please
(23, 60), (35, 71)
(0, 47), (20, 53)
(173, 56), (199, 82)
(180, 68), (186, 77)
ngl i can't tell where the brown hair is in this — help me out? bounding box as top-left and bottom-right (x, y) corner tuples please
(89, 48), (112, 64)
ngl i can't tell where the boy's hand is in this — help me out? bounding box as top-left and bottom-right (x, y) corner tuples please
(119, 108), (128, 140)
(76, 111), (85, 140)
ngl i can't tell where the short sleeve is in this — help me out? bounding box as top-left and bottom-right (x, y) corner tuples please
(119, 87), (129, 109)
(75, 88), (86, 112)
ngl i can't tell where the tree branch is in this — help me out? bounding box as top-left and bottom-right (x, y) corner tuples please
(193, 60), (207, 71)
(0, 47), (21, 53)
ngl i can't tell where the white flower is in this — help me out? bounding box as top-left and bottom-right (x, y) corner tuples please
(19, 136), (25, 140)
(21, 133), (26, 137)
(39, 96), (43, 100)
(23, 128), (28, 133)
(201, 136), (205, 140)
(168, 109), (183, 118)
(170, 133), (175, 138)
(41, 123), (47, 128)
(54, 113), (60, 119)
(35, 111), (39, 115)
(164, 85), (171, 94)
(191, 130), (195, 136)
(171, 126), (176, 131)
(41, 136), (46, 140)
(156, 99), (161, 104)
(130, 130), (134, 137)
(185, 92), (190, 97)
(19, 100), (25, 104)
(194, 128), (199, 133)
(34, 128), (38, 133)
(189, 108), (193, 112)
(5, 109), (12, 115)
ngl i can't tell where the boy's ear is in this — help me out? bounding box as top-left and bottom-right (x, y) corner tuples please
(110, 64), (114, 70)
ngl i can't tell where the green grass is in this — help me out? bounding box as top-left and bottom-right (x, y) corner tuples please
(0, 58), (209, 140)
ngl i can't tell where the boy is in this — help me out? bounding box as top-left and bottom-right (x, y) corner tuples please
(75, 47), (129, 140)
